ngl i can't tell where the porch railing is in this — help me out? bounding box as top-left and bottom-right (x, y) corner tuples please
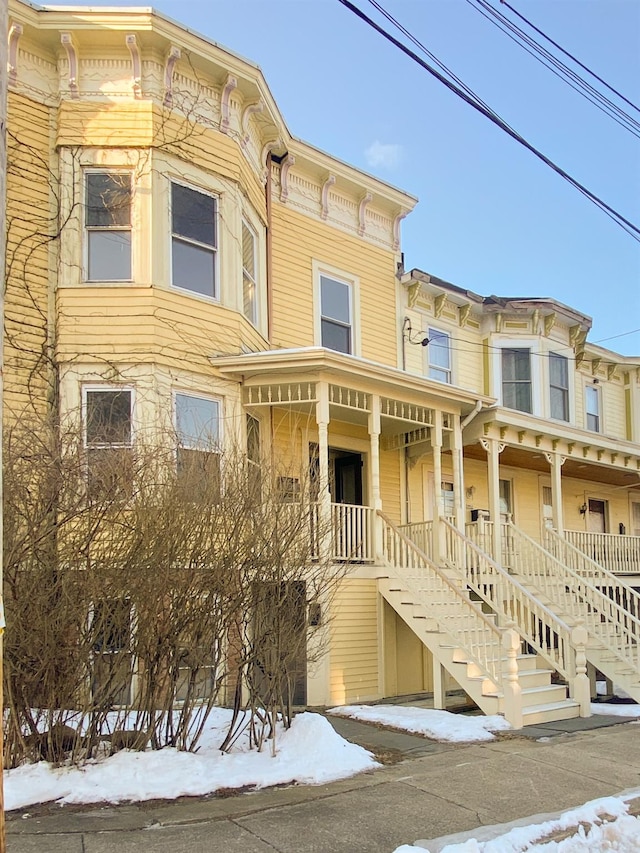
(331, 503), (374, 562)
(564, 530), (640, 576)
(397, 520), (433, 561)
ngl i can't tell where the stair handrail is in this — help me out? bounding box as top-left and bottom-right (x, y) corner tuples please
(440, 518), (575, 680)
(378, 511), (505, 689)
(503, 522), (640, 672)
(544, 527), (640, 620)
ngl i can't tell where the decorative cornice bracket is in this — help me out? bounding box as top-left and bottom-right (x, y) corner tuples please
(241, 100), (264, 148)
(8, 22), (23, 86)
(125, 34), (142, 98)
(220, 74), (237, 134)
(434, 293), (446, 319)
(321, 174), (336, 220)
(163, 45), (181, 107)
(279, 154), (295, 202)
(60, 32), (79, 98)
(393, 210), (407, 251)
(544, 312), (556, 337)
(358, 192), (372, 237)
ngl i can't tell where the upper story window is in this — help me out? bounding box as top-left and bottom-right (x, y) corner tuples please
(585, 384), (601, 432)
(85, 172), (132, 281)
(242, 220), (258, 325)
(501, 348), (532, 413)
(171, 183), (217, 299)
(549, 352), (569, 422)
(320, 275), (352, 354)
(175, 392), (221, 497)
(427, 328), (451, 383)
(84, 387), (133, 498)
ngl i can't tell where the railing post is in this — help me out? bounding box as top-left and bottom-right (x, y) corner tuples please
(432, 411), (443, 564)
(501, 623), (522, 730)
(369, 397), (383, 562)
(570, 619), (591, 718)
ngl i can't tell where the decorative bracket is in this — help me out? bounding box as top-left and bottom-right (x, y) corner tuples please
(607, 363), (616, 381)
(544, 452), (566, 466)
(591, 357), (601, 375)
(479, 438), (505, 454)
(544, 312), (556, 337)
(407, 282), (420, 308)
(279, 153), (295, 202)
(357, 192), (372, 237)
(241, 100), (264, 148)
(392, 210), (407, 250)
(434, 293), (446, 319)
(8, 22), (23, 86)
(163, 45), (181, 107)
(495, 312), (503, 333)
(260, 137), (282, 184)
(531, 309), (540, 335)
(321, 174), (336, 220)
(458, 303), (471, 328)
(220, 74), (237, 134)
(60, 33), (79, 98)
(126, 34), (142, 98)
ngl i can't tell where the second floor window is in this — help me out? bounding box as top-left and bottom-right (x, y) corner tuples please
(85, 172), (132, 281)
(585, 384), (601, 432)
(242, 221), (258, 325)
(502, 348), (532, 413)
(171, 183), (217, 299)
(84, 388), (133, 498)
(549, 352), (569, 421)
(428, 329), (451, 383)
(320, 275), (352, 354)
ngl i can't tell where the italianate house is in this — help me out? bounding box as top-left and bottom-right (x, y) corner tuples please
(5, 0), (640, 728)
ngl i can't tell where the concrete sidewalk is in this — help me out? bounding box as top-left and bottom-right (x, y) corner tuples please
(7, 717), (640, 853)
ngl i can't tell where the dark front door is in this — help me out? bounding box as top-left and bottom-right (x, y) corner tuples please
(334, 453), (363, 505)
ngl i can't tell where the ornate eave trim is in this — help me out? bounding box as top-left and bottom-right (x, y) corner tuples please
(220, 74), (237, 134)
(163, 45), (181, 107)
(8, 22), (23, 86)
(60, 32), (79, 98)
(320, 174), (336, 220)
(125, 34), (142, 98)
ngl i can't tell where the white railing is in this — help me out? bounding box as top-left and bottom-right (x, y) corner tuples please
(564, 530), (640, 576)
(379, 511), (506, 691)
(497, 522), (640, 674)
(331, 503), (374, 562)
(545, 528), (640, 622)
(442, 518), (575, 680)
(398, 520), (433, 561)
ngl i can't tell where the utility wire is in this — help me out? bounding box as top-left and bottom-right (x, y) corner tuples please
(466, 0), (640, 138)
(336, 0), (640, 242)
(500, 0), (640, 117)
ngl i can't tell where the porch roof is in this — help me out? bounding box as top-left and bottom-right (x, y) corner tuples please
(213, 347), (492, 415)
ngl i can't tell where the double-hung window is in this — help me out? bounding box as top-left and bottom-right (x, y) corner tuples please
(242, 221), (258, 325)
(320, 275), (352, 354)
(585, 385), (601, 432)
(175, 393), (221, 498)
(171, 183), (217, 298)
(501, 348), (532, 413)
(427, 328), (451, 383)
(549, 352), (569, 421)
(85, 172), (132, 281)
(84, 388), (134, 499)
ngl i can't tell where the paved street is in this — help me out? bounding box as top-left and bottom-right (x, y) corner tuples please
(7, 716), (640, 853)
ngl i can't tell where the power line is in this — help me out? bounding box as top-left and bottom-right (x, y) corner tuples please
(336, 0), (640, 242)
(466, 0), (640, 138)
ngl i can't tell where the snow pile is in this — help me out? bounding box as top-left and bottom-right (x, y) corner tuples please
(591, 701), (640, 717)
(393, 792), (640, 852)
(328, 705), (511, 742)
(4, 710), (378, 812)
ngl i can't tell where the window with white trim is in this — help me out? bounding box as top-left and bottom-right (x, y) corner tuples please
(549, 352), (570, 421)
(441, 480), (455, 518)
(585, 384), (601, 432)
(501, 348), (532, 413)
(320, 275), (352, 354)
(175, 393), (221, 497)
(84, 388), (134, 499)
(499, 479), (513, 521)
(427, 328), (452, 383)
(85, 172), (132, 281)
(242, 220), (258, 325)
(171, 182), (217, 298)
(91, 597), (133, 706)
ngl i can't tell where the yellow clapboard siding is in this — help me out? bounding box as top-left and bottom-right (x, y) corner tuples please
(330, 578), (380, 704)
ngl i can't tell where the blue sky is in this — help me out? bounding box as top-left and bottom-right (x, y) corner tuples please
(61, 0), (640, 354)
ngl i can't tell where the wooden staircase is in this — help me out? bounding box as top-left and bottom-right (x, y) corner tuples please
(377, 513), (582, 727)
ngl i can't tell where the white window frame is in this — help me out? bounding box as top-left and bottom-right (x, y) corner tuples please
(89, 598), (137, 708)
(170, 180), (219, 301)
(82, 385), (135, 450)
(492, 338), (542, 416)
(426, 327), (452, 384)
(585, 382), (602, 433)
(173, 391), (222, 452)
(241, 218), (259, 327)
(313, 261), (360, 356)
(84, 169), (133, 283)
(549, 351), (570, 423)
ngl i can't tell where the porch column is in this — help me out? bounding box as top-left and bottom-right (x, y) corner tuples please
(432, 410), (443, 564)
(451, 415), (465, 532)
(482, 437), (503, 565)
(369, 395), (383, 560)
(545, 452), (566, 534)
(316, 382), (332, 563)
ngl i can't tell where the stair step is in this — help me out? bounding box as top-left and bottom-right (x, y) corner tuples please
(521, 684), (569, 706)
(522, 700), (581, 725)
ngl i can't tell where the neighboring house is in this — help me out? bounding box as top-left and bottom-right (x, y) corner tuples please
(5, 0), (640, 728)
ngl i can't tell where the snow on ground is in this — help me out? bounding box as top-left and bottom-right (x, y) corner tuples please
(392, 791), (640, 852)
(591, 702), (640, 717)
(327, 705), (511, 742)
(4, 710), (378, 812)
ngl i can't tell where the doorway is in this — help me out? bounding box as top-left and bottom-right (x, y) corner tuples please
(309, 444), (365, 506)
(588, 499), (607, 533)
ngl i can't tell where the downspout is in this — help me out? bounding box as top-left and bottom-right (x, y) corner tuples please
(461, 399), (483, 430)
(265, 152), (273, 343)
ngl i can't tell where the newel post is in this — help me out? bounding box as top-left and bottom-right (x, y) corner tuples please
(570, 619), (591, 718)
(502, 623), (523, 729)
